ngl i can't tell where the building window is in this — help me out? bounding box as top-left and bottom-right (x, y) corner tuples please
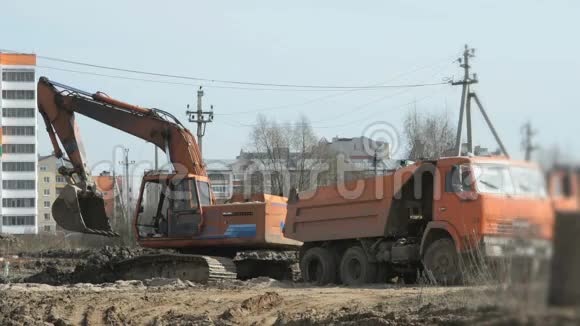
(44, 225), (51, 232)
(56, 176), (65, 183)
(56, 188), (63, 195)
(208, 173), (226, 182)
(44, 213), (50, 221)
(2, 126), (35, 136)
(2, 107), (35, 118)
(43, 189), (50, 196)
(2, 180), (35, 190)
(212, 185), (227, 193)
(2, 215), (35, 226)
(2, 198), (35, 208)
(2, 162), (35, 172)
(2, 70), (35, 82)
(1, 90), (35, 100)
(2, 144), (35, 154)
(40, 165), (48, 171)
(44, 201), (50, 208)
(44, 176), (50, 183)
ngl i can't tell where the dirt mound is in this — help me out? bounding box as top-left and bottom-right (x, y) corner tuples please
(21, 265), (72, 285)
(22, 246), (172, 285)
(1, 282), (578, 325)
(19, 248), (93, 259)
(151, 310), (214, 326)
(0, 234), (21, 256)
(221, 292), (283, 322)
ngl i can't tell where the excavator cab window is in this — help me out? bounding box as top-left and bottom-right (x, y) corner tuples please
(172, 179), (198, 211)
(137, 180), (170, 238)
(169, 178), (203, 236)
(197, 181), (211, 206)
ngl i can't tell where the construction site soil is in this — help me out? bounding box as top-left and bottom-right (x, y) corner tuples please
(1, 247), (579, 325)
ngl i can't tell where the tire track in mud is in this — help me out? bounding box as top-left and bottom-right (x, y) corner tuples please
(1, 282), (578, 325)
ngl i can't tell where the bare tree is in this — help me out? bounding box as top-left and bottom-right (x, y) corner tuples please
(291, 115), (319, 191)
(246, 114), (327, 195)
(248, 114), (290, 195)
(403, 109), (456, 160)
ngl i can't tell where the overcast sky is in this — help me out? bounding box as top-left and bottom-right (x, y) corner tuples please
(2, 0), (578, 176)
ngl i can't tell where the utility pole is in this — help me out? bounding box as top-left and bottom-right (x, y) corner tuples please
(521, 121), (538, 161)
(119, 148), (135, 232)
(186, 87), (214, 158)
(451, 45), (509, 158)
(452, 45), (478, 155)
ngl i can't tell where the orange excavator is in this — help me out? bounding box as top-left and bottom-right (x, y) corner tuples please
(37, 77), (301, 281)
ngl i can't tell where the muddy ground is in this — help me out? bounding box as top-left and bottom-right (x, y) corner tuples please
(1, 279), (579, 325)
(1, 247), (579, 325)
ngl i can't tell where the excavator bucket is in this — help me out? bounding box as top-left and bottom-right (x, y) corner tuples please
(51, 184), (119, 237)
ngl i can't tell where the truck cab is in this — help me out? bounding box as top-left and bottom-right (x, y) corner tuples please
(435, 156), (553, 259)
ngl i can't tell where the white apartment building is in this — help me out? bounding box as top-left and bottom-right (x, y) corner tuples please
(0, 52), (38, 234)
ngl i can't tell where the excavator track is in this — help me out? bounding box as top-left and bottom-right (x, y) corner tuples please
(113, 253), (237, 283)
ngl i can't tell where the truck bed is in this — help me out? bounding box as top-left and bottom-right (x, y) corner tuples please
(284, 164), (418, 243)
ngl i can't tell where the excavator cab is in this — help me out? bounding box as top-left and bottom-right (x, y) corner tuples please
(136, 174), (211, 238)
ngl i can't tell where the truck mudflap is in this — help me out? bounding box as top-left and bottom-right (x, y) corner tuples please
(482, 236), (552, 259)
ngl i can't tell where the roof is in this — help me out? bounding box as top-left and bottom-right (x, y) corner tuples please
(205, 159), (236, 171)
(38, 154), (55, 162)
(0, 52), (36, 65)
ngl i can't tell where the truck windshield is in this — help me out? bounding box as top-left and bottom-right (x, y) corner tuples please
(472, 164), (547, 198)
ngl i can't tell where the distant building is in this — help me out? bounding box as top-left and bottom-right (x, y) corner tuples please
(205, 160), (235, 203)
(37, 155), (67, 234)
(205, 136), (399, 201)
(0, 52), (38, 235)
(37, 153), (125, 234)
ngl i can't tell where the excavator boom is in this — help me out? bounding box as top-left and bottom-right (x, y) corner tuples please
(37, 77), (207, 236)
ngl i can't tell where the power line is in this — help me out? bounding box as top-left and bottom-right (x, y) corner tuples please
(36, 54), (447, 89)
(38, 65), (440, 92)
(35, 59), (452, 116)
(219, 90), (440, 130)
(26, 48), (458, 120)
(214, 58), (455, 116)
(0, 48), (448, 90)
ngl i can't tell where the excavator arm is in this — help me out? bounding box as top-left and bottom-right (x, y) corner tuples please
(37, 77), (207, 236)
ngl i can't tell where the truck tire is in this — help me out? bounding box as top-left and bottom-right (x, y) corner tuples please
(422, 238), (462, 285)
(300, 247), (337, 285)
(339, 246), (377, 286)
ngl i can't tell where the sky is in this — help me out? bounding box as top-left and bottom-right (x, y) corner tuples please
(1, 0), (579, 177)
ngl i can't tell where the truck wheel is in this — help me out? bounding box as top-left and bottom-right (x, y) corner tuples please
(422, 238), (462, 285)
(339, 246), (377, 286)
(300, 247), (337, 285)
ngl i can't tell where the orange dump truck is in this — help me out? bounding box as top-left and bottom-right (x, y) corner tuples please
(284, 156), (553, 285)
